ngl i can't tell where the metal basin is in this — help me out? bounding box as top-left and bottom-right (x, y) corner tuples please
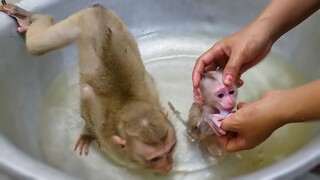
(0, 0), (319, 179)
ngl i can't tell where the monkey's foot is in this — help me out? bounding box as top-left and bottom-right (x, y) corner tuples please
(0, 4), (32, 32)
(73, 134), (95, 156)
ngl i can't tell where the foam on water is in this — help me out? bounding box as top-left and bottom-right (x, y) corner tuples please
(37, 32), (313, 179)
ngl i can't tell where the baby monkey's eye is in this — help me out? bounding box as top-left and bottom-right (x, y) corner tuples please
(150, 156), (162, 163)
(229, 90), (235, 95)
(217, 93), (224, 98)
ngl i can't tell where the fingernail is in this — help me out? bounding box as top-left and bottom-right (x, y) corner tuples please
(225, 75), (233, 83)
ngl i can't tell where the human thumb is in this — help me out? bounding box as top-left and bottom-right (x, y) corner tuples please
(216, 115), (246, 152)
(220, 114), (237, 132)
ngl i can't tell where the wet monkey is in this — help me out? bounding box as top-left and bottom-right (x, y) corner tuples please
(0, 3), (176, 173)
(187, 70), (238, 156)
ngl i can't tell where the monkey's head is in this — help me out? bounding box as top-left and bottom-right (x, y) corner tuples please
(194, 70), (238, 112)
(112, 102), (176, 174)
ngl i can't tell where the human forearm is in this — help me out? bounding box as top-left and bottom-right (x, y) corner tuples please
(281, 80), (320, 124)
(217, 81), (320, 152)
(251, 0), (320, 43)
(192, 0), (320, 90)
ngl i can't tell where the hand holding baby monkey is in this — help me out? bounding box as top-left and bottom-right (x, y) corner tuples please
(187, 70), (238, 156)
(0, 3), (176, 173)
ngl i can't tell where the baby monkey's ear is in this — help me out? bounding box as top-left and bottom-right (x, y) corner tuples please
(194, 88), (203, 104)
(112, 135), (127, 150)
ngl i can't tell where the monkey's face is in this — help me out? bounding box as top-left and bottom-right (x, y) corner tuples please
(200, 76), (238, 112)
(127, 130), (176, 174)
(212, 84), (237, 111)
(116, 105), (177, 173)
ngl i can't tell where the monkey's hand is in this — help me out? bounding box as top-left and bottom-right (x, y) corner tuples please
(205, 114), (226, 136)
(74, 134), (95, 156)
(0, 3), (32, 33)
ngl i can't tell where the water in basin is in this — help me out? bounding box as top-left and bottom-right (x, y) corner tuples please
(37, 32), (313, 179)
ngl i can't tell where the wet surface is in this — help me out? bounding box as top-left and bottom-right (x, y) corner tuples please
(37, 32), (315, 179)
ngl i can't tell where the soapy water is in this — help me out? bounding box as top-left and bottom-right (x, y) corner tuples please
(37, 32), (314, 179)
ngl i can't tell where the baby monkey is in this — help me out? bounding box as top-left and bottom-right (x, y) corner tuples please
(187, 70), (238, 156)
(0, 3), (176, 173)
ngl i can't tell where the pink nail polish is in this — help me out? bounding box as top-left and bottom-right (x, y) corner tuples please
(226, 75), (233, 83)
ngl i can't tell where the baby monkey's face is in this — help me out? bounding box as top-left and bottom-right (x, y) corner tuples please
(209, 84), (237, 111)
(200, 74), (238, 112)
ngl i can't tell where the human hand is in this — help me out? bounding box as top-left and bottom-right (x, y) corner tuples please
(215, 90), (287, 151)
(192, 24), (274, 89)
(192, 0), (320, 89)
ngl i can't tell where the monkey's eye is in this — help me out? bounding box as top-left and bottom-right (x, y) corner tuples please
(229, 90), (235, 95)
(150, 156), (162, 163)
(217, 93), (224, 98)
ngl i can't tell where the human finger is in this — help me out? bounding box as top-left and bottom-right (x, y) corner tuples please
(222, 50), (244, 86)
(237, 102), (249, 109)
(216, 134), (247, 152)
(193, 44), (230, 88)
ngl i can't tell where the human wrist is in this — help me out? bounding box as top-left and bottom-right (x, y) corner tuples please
(251, 0), (320, 43)
(280, 80), (320, 124)
(274, 89), (301, 126)
(265, 91), (291, 129)
(250, 16), (280, 44)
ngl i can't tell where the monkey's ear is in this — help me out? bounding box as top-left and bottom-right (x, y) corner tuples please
(112, 135), (126, 149)
(194, 88), (203, 104)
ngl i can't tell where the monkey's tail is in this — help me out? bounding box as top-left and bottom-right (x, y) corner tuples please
(168, 101), (187, 127)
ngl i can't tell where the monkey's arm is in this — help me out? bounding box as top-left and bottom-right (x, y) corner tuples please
(187, 103), (202, 132)
(74, 85), (102, 156)
(187, 103), (213, 141)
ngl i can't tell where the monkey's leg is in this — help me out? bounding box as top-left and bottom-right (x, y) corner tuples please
(202, 136), (223, 157)
(0, 4), (80, 55)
